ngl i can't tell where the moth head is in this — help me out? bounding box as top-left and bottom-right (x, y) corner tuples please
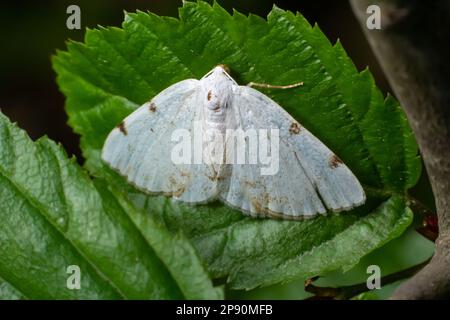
(215, 64), (231, 74)
(204, 65), (234, 114)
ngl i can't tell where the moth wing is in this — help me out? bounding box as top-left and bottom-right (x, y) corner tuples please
(102, 79), (219, 203)
(220, 85), (365, 218)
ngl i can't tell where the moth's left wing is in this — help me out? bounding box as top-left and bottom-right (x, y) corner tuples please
(102, 79), (219, 203)
(219, 85), (365, 219)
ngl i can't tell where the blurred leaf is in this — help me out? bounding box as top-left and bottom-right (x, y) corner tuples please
(230, 226), (434, 299)
(0, 112), (221, 299)
(52, 1), (421, 290)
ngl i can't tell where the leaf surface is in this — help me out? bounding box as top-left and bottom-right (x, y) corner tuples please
(0, 112), (220, 299)
(52, 1), (420, 289)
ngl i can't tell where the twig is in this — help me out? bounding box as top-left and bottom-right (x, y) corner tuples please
(350, 0), (450, 299)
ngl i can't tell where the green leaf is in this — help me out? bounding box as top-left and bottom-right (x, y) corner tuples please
(0, 277), (25, 300)
(107, 183), (224, 299)
(52, 1), (420, 289)
(121, 191), (412, 289)
(0, 112), (221, 299)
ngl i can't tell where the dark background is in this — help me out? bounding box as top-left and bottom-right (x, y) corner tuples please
(0, 0), (390, 161)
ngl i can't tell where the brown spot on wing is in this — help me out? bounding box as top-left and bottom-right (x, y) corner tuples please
(167, 175), (187, 197)
(207, 172), (227, 181)
(149, 102), (157, 112)
(251, 195), (278, 217)
(329, 154), (343, 168)
(207, 90), (212, 101)
(251, 197), (317, 221)
(244, 180), (257, 188)
(180, 171), (190, 178)
(117, 121), (127, 135)
(163, 186), (186, 198)
(172, 186), (186, 197)
(251, 199), (265, 214)
(206, 165), (230, 182)
(289, 122), (301, 134)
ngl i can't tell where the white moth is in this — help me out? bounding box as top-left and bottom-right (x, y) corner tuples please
(102, 65), (366, 219)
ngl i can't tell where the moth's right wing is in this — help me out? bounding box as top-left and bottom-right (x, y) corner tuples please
(101, 79), (219, 203)
(220, 85), (365, 219)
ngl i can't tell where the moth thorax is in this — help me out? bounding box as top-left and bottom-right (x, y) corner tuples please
(203, 74), (232, 117)
(204, 91), (228, 125)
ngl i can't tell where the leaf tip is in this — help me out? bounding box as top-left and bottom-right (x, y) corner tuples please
(181, 0), (195, 8)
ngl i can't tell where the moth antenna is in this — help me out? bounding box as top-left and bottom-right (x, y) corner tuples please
(247, 81), (304, 90)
